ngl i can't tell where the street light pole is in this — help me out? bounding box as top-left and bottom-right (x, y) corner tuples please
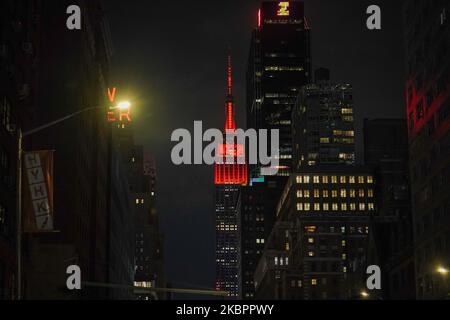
(15, 103), (129, 300)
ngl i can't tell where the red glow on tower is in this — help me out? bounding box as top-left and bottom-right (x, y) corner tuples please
(214, 54), (248, 185)
(258, 9), (261, 27)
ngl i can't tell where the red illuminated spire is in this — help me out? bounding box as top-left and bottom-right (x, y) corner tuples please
(214, 52), (248, 185)
(225, 53), (236, 131)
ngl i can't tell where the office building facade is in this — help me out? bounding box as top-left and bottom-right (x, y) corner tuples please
(240, 176), (286, 299)
(247, 1), (311, 176)
(364, 119), (415, 300)
(292, 70), (355, 170)
(403, 0), (450, 299)
(254, 167), (375, 299)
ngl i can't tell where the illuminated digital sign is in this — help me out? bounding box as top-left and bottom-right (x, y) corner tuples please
(106, 87), (132, 123)
(277, 2), (290, 16)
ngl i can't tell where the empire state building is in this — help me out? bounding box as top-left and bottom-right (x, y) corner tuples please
(214, 54), (247, 298)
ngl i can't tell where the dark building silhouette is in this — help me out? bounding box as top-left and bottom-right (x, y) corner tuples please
(364, 119), (415, 300)
(403, 0), (450, 299)
(0, 0), (41, 299)
(246, 0), (311, 177)
(240, 176), (285, 299)
(18, 0), (119, 299)
(132, 152), (166, 300)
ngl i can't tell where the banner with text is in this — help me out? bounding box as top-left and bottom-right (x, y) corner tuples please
(22, 151), (54, 233)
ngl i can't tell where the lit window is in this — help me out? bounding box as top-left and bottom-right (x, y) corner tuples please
(340, 176), (346, 184)
(314, 203), (320, 211)
(358, 189), (365, 197)
(359, 203), (366, 211)
(339, 153), (354, 160)
(320, 137), (330, 143)
(135, 199), (139, 204)
(340, 189), (347, 198)
(332, 203), (338, 211)
(350, 189), (356, 198)
(342, 240), (346, 247)
(323, 190), (329, 198)
(296, 175), (303, 183)
(322, 176), (328, 183)
(358, 176), (364, 183)
(285, 242), (290, 251)
(297, 190), (303, 198)
(368, 203), (375, 211)
(341, 203), (347, 211)
(332, 190), (338, 198)
(308, 238), (314, 244)
(308, 251), (315, 257)
(345, 130), (355, 137)
(297, 203), (303, 211)
(368, 189), (374, 198)
(343, 266), (347, 273)
(323, 203), (329, 211)
(304, 203), (311, 211)
(350, 203), (356, 211)
(313, 176), (320, 183)
(349, 176), (355, 183)
(313, 189), (320, 198)
(274, 257), (278, 265)
(342, 254), (347, 260)
(304, 190), (310, 198)
(341, 108), (353, 114)
(343, 115), (353, 122)
(311, 279), (317, 285)
(305, 225), (316, 233)
(303, 175), (310, 183)
(367, 176), (373, 183)
(331, 176), (337, 183)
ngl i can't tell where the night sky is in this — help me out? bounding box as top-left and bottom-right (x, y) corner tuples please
(104, 0), (405, 297)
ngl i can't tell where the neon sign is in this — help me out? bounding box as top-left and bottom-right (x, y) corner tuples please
(277, 2), (290, 16)
(106, 87), (132, 123)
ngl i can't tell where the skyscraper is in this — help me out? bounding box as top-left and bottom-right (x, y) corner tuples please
(214, 55), (247, 298)
(364, 119), (415, 300)
(292, 69), (355, 170)
(403, 0), (450, 299)
(240, 0), (310, 299)
(247, 1), (311, 176)
(240, 176), (286, 299)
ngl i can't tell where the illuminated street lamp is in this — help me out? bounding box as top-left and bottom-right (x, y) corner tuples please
(360, 290), (370, 299)
(436, 266), (449, 275)
(116, 101), (131, 110)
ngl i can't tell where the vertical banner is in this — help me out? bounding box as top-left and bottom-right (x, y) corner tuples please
(22, 151), (54, 233)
